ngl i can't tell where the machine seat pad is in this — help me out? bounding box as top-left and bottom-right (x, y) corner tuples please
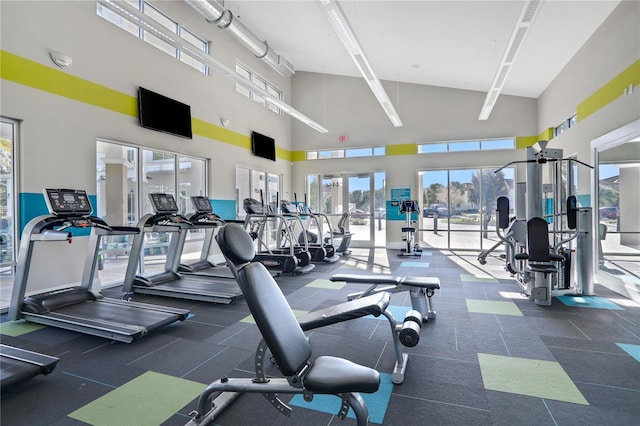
(528, 264), (558, 273)
(304, 356), (380, 394)
(330, 274), (401, 285)
(298, 292), (390, 331)
(400, 276), (440, 290)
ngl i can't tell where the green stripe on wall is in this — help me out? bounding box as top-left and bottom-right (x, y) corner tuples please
(291, 150), (307, 162)
(539, 128), (554, 142)
(191, 118), (249, 149)
(386, 143), (417, 156)
(1, 50), (137, 116)
(276, 146), (292, 162)
(0, 50), (291, 160)
(515, 136), (538, 149)
(577, 59), (640, 121)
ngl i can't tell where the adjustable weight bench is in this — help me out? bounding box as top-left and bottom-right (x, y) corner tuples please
(187, 223), (380, 426)
(330, 274), (440, 322)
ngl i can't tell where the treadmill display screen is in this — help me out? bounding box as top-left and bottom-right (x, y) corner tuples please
(191, 196), (213, 213)
(149, 193), (179, 213)
(44, 189), (93, 216)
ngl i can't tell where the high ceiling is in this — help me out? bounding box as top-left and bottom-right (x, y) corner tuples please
(218, 0), (620, 99)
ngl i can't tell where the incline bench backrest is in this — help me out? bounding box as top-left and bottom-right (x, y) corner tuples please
(216, 223), (312, 376)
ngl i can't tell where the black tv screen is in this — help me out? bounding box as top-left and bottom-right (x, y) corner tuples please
(138, 87), (192, 139)
(251, 131), (276, 161)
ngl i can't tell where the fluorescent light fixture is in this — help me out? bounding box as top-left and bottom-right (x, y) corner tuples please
(99, 0), (327, 133)
(479, 0), (544, 120)
(319, 0), (402, 127)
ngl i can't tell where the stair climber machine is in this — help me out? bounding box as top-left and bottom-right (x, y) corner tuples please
(243, 192), (313, 275)
(8, 189), (189, 343)
(296, 193), (340, 263)
(398, 200), (422, 257)
(122, 193), (243, 304)
(329, 212), (353, 255)
(178, 196), (235, 280)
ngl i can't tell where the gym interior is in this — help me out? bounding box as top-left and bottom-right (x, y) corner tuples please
(1, 1), (639, 425)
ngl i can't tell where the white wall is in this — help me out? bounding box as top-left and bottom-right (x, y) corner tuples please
(0, 0), (293, 288)
(290, 72), (538, 245)
(1, 0), (293, 198)
(537, 0), (640, 196)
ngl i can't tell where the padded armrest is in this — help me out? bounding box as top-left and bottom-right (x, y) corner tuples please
(298, 292), (390, 331)
(549, 253), (564, 262)
(330, 274), (401, 285)
(514, 253), (529, 260)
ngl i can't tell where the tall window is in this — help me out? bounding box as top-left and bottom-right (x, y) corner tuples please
(1, 118), (18, 307)
(235, 166), (281, 219)
(419, 166), (515, 250)
(96, 140), (207, 286)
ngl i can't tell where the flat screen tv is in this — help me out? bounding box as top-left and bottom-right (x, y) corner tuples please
(251, 131), (276, 161)
(138, 87), (192, 139)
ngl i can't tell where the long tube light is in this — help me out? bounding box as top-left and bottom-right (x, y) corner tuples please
(318, 0), (402, 127)
(99, 0), (327, 133)
(479, 0), (544, 120)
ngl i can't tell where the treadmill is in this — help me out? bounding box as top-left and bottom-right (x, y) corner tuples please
(1, 344), (59, 389)
(8, 189), (190, 343)
(178, 196), (235, 280)
(121, 193), (243, 304)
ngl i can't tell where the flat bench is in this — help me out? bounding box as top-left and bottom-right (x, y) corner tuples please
(330, 274), (440, 321)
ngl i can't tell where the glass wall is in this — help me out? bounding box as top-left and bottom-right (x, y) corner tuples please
(419, 167), (515, 250)
(236, 166), (281, 219)
(96, 140), (207, 286)
(0, 118), (17, 310)
(307, 172), (386, 247)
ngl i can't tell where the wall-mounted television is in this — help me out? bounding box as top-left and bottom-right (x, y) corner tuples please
(251, 131), (276, 161)
(138, 87), (192, 139)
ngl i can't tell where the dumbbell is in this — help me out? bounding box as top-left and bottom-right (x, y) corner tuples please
(398, 310), (422, 347)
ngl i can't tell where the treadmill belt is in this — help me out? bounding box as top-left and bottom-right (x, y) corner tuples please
(47, 301), (182, 333)
(0, 357), (42, 388)
(144, 277), (242, 298)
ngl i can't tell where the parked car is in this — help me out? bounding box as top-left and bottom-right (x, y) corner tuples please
(374, 208), (386, 219)
(423, 205), (448, 218)
(599, 206), (619, 220)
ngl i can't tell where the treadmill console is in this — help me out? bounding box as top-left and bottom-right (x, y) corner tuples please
(244, 198), (270, 215)
(191, 196), (213, 213)
(149, 193), (179, 214)
(44, 189), (93, 217)
(280, 200), (298, 215)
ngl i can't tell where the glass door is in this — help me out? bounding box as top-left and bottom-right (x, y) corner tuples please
(346, 174), (374, 247)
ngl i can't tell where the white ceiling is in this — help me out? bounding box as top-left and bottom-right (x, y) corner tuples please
(220, 0), (621, 99)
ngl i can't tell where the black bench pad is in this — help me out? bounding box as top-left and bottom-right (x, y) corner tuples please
(330, 274), (440, 290)
(298, 292), (390, 331)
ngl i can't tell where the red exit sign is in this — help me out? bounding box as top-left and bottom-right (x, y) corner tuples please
(338, 134), (349, 143)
